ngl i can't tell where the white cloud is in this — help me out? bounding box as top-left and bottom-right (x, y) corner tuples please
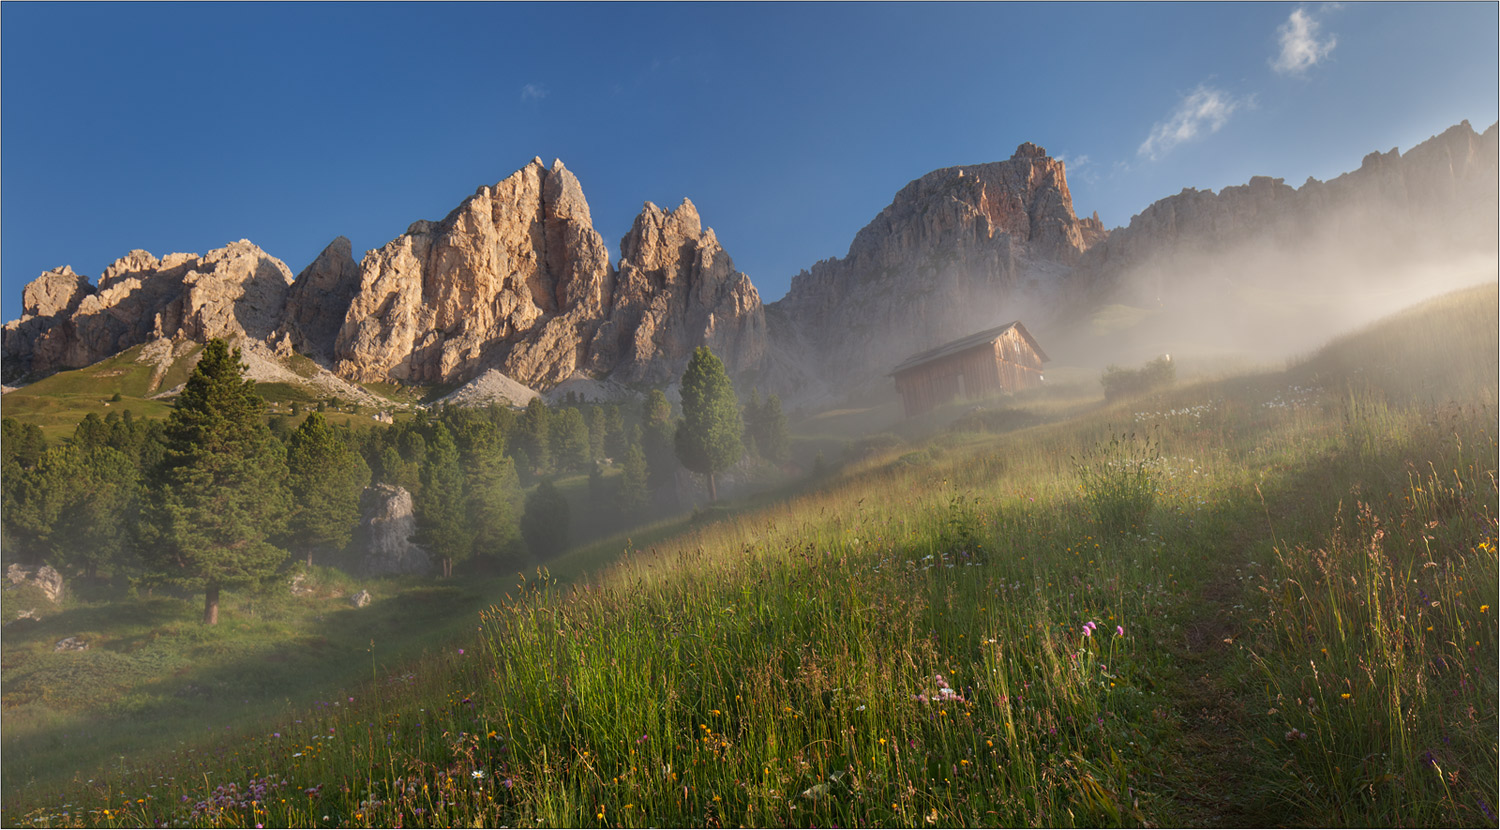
(1137, 85), (1243, 161)
(1271, 8), (1337, 76)
(520, 83), (549, 101)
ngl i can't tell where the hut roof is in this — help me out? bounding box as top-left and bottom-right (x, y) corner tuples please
(889, 321), (1049, 376)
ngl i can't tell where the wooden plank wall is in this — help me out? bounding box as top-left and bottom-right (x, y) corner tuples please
(894, 329), (1045, 417)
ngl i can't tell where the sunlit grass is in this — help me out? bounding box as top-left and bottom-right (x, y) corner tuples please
(3, 282), (1495, 828)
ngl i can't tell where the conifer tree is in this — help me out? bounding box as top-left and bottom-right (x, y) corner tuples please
(588, 406), (607, 463)
(285, 413), (371, 567)
(617, 441), (650, 515)
(414, 422), (472, 578)
(521, 480), (571, 558)
(604, 405), (627, 460)
(465, 428), (524, 568)
(139, 340), (290, 624)
(519, 397), (552, 474)
(641, 389), (676, 491)
(759, 393), (792, 463)
(674, 347), (744, 501)
(556, 407), (591, 472)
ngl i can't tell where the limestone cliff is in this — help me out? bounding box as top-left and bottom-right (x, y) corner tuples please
(765, 143), (1105, 398)
(588, 199), (767, 386)
(3, 240), (293, 382)
(332, 158), (616, 386)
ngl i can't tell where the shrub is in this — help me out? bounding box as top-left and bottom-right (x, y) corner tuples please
(1074, 431), (1160, 538)
(1101, 356), (1176, 401)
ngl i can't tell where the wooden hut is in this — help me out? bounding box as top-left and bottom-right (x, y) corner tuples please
(890, 321), (1048, 418)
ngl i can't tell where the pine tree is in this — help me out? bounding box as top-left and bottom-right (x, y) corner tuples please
(521, 480), (571, 558)
(520, 397), (552, 475)
(555, 407), (591, 473)
(139, 340), (290, 624)
(760, 394), (792, 463)
(588, 406), (607, 463)
(674, 347), (744, 501)
(285, 413), (371, 567)
(617, 442), (650, 514)
(465, 429), (524, 569)
(603, 405), (627, 460)
(414, 422), (472, 578)
(641, 389), (676, 491)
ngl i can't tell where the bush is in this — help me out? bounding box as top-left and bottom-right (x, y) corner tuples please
(1074, 431), (1160, 538)
(1101, 356), (1176, 401)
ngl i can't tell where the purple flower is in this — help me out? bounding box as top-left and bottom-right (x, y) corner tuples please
(1115, 625), (1125, 637)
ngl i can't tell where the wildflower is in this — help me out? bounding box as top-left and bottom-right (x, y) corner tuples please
(1340, 693), (1351, 700)
(472, 769), (486, 779)
(1483, 605), (1491, 614)
(1115, 625), (1125, 637)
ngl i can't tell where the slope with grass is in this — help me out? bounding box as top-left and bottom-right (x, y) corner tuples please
(3, 282), (1495, 828)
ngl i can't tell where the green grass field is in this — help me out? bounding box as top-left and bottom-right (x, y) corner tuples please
(2, 283), (1495, 828)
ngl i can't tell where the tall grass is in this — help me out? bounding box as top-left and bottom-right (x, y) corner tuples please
(3, 283), (1495, 828)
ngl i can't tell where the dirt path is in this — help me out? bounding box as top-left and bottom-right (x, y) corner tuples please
(1149, 540), (1286, 828)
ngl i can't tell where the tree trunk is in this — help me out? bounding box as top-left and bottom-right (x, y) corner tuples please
(306, 550), (314, 568)
(203, 584), (220, 625)
(443, 557), (453, 579)
(707, 471), (718, 502)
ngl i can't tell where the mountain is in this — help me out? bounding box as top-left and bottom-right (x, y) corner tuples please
(3, 160), (767, 392)
(763, 142), (1107, 400)
(2, 240), (295, 382)
(5, 122), (1494, 404)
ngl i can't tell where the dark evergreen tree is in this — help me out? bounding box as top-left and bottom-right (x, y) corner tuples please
(617, 441), (650, 515)
(465, 428), (524, 568)
(519, 397), (552, 475)
(641, 389), (676, 492)
(139, 340), (290, 624)
(285, 413), (371, 567)
(1, 418), (47, 469)
(674, 347), (744, 501)
(414, 422), (472, 578)
(587, 406), (607, 463)
(521, 480), (571, 558)
(603, 405), (627, 459)
(20, 444), (141, 580)
(759, 394), (792, 463)
(555, 407), (591, 473)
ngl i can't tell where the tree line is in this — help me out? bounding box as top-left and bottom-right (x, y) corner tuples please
(1, 342), (789, 624)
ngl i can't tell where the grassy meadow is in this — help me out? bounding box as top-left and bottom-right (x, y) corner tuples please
(2, 283), (1496, 827)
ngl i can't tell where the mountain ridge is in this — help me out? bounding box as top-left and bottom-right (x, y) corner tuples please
(5, 121), (1494, 404)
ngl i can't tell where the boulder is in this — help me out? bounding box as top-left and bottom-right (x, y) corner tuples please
(357, 484), (433, 576)
(350, 589), (372, 608)
(7, 563), (65, 602)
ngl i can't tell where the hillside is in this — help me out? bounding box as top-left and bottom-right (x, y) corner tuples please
(3, 282), (1493, 828)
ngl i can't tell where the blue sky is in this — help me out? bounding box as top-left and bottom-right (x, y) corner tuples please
(3, 2), (1496, 322)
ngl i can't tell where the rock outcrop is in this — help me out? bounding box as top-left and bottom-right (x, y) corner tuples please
(357, 484), (432, 576)
(3, 240), (293, 381)
(333, 159), (617, 387)
(589, 199), (767, 385)
(331, 161), (767, 390)
(278, 236), (363, 360)
(765, 143), (1105, 399)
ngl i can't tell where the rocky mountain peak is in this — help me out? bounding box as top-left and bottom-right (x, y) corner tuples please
(21, 266), (94, 319)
